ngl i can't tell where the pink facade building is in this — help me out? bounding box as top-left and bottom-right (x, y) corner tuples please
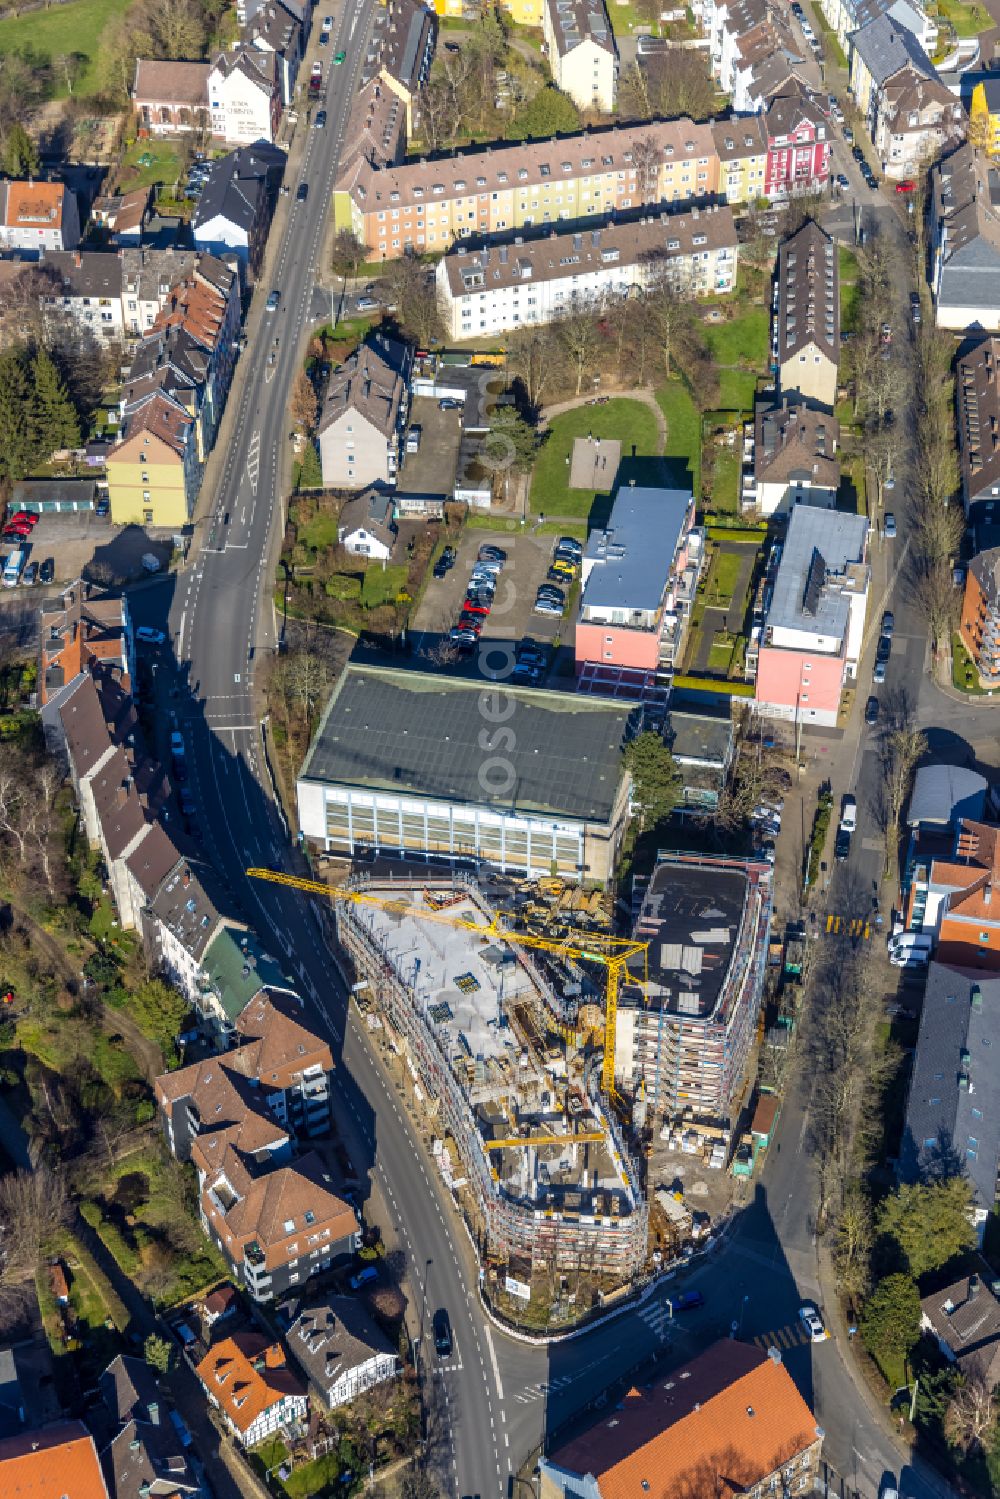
(754, 504), (869, 728)
(764, 85), (831, 200)
(575, 485), (702, 676)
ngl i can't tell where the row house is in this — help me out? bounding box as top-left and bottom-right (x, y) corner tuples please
(246, 0), (305, 105)
(873, 65), (964, 181)
(0, 179), (79, 257)
(132, 59), (212, 135)
(339, 77), (407, 175)
(192, 141), (285, 279)
(755, 504), (869, 727)
(132, 45), (282, 144)
(196, 1334), (307, 1448)
(38, 581), (132, 710)
(333, 116), (723, 259)
(713, 115), (768, 204)
(902, 816), (1000, 967)
(543, 0), (618, 115)
(848, 12), (936, 131)
(317, 332), (412, 489)
(107, 254), (240, 525)
(728, 13), (801, 113)
(368, 0), (438, 137)
(40, 246), (221, 347)
(930, 144), (1000, 331)
(970, 76), (1000, 160)
(155, 1020), (357, 1302)
(436, 204), (738, 341)
(575, 484), (702, 676)
(956, 336), (1000, 526)
(764, 83), (832, 200)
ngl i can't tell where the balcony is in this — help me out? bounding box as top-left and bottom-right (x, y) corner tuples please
(244, 1240), (266, 1269)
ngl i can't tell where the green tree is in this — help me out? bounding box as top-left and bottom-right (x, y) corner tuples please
(31, 347), (81, 454)
(860, 1272), (921, 1366)
(0, 347), (34, 483)
(144, 1332), (173, 1374)
(518, 86), (580, 138)
(2, 123), (38, 178)
(481, 405), (539, 499)
(623, 731), (681, 831)
(876, 1177), (976, 1279)
(128, 978), (191, 1061)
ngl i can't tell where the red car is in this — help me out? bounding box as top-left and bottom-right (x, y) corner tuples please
(463, 597), (491, 615)
(895, 180), (915, 194)
(457, 612), (483, 633)
(7, 512), (37, 527)
(2, 525), (31, 541)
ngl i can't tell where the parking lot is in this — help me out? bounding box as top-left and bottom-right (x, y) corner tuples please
(409, 528), (579, 682)
(0, 511), (175, 593)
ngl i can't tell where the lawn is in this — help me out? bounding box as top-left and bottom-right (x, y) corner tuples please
(703, 307), (770, 370)
(952, 631), (988, 694)
(718, 368), (759, 416)
(529, 398), (661, 519)
(361, 563), (409, 608)
(118, 140), (183, 194)
(938, 0), (993, 35)
(704, 548), (744, 606)
(0, 0), (128, 97)
(656, 379), (701, 493)
(708, 634), (736, 674)
(840, 247), (860, 334)
(709, 447), (741, 516)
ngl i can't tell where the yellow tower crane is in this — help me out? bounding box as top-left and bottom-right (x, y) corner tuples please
(246, 868), (648, 1098)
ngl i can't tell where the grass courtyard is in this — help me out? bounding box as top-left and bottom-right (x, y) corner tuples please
(656, 379), (701, 494)
(118, 140), (184, 194)
(530, 398), (661, 519)
(703, 306), (770, 371)
(0, 0), (128, 97)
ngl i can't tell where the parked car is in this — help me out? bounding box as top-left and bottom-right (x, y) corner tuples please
(457, 613), (483, 634)
(314, 109), (327, 128)
(555, 535), (582, 560)
(895, 179), (915, 193)
(265, 289), (280, 312)
(835, 827), (851, 862)
(8, 512), (37, 528)
(438, 397), (461, 410)
(876, 635), (892, 665)
(852, 145), (864, 162)
(865, 695), (880, 725)
(881, 610), (894, 638)
(39, 558), (54, 584)
(463, 596), (491, 615)
(536, 584), (565, 603)
(840, 795), (857, 833)
(170, 731), (185, 758)
(356, 296), (378, 312)
(95, 497), (110, 517)
(479, 545), (506, 565)
(296, 182), (308, 202)
(321, 12), (333, 28)
(136, 626), (166, 645)
(433, 1308), (452, 1357)
(517, 641), (547, 667)
(349, 1266), (378, 1291)
(433, 558), (450, 579)
(884, 513), (896, 538)
(533, 597), (563, 617)
(799, 1303), (828, 1342)
(20, 561), (37, 586)
(511, 663), (542, 686)
(836, 173), (849, 190)
(439, 546), (456, 569)
(873, 660), (887, 684)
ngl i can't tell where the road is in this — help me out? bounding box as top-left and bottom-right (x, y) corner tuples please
(122, 13), (979, 1496)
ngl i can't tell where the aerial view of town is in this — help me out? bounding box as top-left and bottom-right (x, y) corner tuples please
(3, 0), (1000, 1495)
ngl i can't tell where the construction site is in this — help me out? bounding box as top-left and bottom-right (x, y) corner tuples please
(332, 876), (649, 1295)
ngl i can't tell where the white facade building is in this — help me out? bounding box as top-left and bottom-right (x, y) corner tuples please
(543, 0), (617, 113)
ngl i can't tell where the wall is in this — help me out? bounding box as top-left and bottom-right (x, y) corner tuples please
(755, 647), (844, 727)
(575, 620), (660, 672)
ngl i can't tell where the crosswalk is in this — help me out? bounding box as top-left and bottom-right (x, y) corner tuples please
(634, 1296), (680, 1343)
(824, 915), (872, 938)
(753, 1321), (812, 1352)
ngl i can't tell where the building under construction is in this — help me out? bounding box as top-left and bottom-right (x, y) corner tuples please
(335, 877), (648, 1286)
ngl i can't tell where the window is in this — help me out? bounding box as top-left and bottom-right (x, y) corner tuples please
(923, 1136), (937, 1148)
(283, 1219), (295, 1233)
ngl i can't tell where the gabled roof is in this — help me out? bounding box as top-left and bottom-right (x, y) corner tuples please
(99, 1355), (160, 1426)
(284, 1294), (397, 1395)
(546, 0), (616, 58)
(210, 43), (278, 96)
(957, 339), (1000, 503)
(776, 218), (839, 370)
(103, 1415), (199, 1499)
(543, 1341), (818, 1499)
(921, 1272), (1000, 1385)
(132, 59), (211, 107)
(754, 395), (839, 486)
(338, 488), (396, 548)
(849, 11), (935, 87)
(0, 1421), (109, 1499)
(236, 991), (334, 1086)
(1, 181), (67, 229)
(192, 142), (284, 237)
(319, 333), (410, 439)
(195, 1333), (304, 1434)
(114, 391), (194, 461)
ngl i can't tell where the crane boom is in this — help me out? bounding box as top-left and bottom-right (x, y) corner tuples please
(246, 867), (647, 1096)
(483, 1130), (606, 1150)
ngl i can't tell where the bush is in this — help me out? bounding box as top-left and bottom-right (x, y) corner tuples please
(806, 789), (834, 888)
(325, 574), (362, 600)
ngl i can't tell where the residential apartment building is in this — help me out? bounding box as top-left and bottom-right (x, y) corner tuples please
(971, 75), (1000, 159)
(932, 145), (1000, 330)
(334, 117), (722, 258)
(437, 205), (738, 340)
(236, 990), (333, 1137)
(818, 0), (936, 55)
(540, 1340), (821, 1499)
(0, 1423), (110, 1499)
(774, 220), (840, 408)
(297, 663), (635, 881)
(727, 10), (801, 114)
(755, 505), (869, 726)
(156, 1035), (357, 1301)
(906, 815), (1000, 968)
(196, 1334), (307, 1448)
(849, 13), (937, 130)
(247, 0), (304, 105)
(763, 84), (832, 199)
(284, 1296), (400, 1409)
(208, 45), (282, 145)
(38, 581), (132, 709)
(99, 1354), (199, 1499)
(575, 484), (702, 676)
(434, 0), (543, 21)
(369, 0), (437, 135)
(192, 141), (285, 277)
(921, 1273), (1000, 1387)
(712, 114), (768, 205)
(745, 395), (839, 515)
(317, 332), (411, 489)
(873, 65), (965, 180)
(960, 547), (1000, 687)
(40, 251), (127, 343)
(543, 0), (618, 114)
(339, 77), (407, 174)
(0, 180), (79, 257)
(900, 963), (1000, 1239)
(132, 59), (212, 135)
(615, 853), (772, 1120)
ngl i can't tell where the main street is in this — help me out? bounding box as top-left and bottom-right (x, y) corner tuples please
(124, 19), (976, 1498)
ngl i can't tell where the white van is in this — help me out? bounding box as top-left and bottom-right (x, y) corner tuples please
(840, 794), (857, 833)
(2, 548), (25, 587)
(888, 932), (932, 967)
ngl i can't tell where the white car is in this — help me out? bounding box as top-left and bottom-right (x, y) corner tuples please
(799, 1303), (827, 1342)
(136, 626), (166, 645)
(321, 12), (333, 27)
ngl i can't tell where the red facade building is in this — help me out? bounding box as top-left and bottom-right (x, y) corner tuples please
(764, 86), (831, 200)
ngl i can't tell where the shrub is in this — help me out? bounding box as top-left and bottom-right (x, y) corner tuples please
(325, 574), (362, 600)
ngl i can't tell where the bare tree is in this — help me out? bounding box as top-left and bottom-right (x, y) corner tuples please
(642, 267), (693, 379)
(945, 1372), (998, 1455)
(507, 324), (556, 411)
(330, 230), (366, 290)
(880, 725), (927, 879)
(832, 1185), (873, 1303)
(0, 1166), (69, 1296)
(555, 310), (600, 396)
(290, 369), (318, 435)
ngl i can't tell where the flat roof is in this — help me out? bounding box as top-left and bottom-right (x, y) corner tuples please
(632, 858), (750, 1018)
(301, 665), (634, 823)
(396, 395), (463, 503)
(582, 486), (692, 613)
(667, 710), (734, 767)
(767, 504), (867, 640)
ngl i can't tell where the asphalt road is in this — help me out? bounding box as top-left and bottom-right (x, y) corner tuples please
(121, 34), (981, 1499)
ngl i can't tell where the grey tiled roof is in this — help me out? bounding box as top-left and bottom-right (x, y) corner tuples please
(849, 12), (934, 87)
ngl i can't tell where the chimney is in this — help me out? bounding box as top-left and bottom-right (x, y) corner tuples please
(969, 1273), (980, 1299)
(182, 868), (191, 888)
(985, 883), (992, 907)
